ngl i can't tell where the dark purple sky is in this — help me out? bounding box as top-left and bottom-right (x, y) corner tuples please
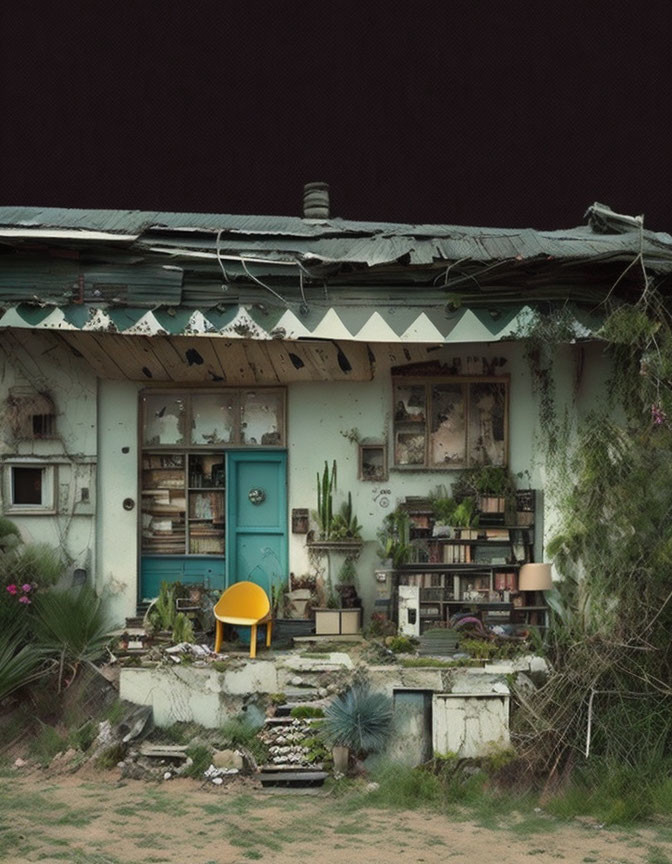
(1, 1), (670, 230)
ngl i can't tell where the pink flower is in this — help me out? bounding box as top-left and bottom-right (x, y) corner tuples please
(18, 596), (31, 604)
(6, 584), (17, 595)
(652, 403), (667, 425)
(21, 584), (32, 593)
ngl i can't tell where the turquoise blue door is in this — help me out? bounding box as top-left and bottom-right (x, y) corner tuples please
(226, 451), (288, 597)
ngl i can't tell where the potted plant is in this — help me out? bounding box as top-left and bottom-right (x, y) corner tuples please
(472, 466), (515, 514)
(321, 684), (393, 775)
(286, 572), (315, 619)
(335, 557), (361, 611)
(430, 495), (457, 537)
(376, 508), (414, 568)
(314, 557), (363, 636)
(452, 498), (480, 540)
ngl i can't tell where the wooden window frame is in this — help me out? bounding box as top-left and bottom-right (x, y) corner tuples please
(391, 376), (509, 470)
(140, 387), (287, 450)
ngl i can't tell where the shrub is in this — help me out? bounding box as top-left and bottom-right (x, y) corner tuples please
(0, 622), (43, 701)
(29, 724), (68, 767)
(185, 743), (213, 778)
(322, 685), (393, 756)
(219, 714), (269, 765)
(32, 586), (113, 691)
(289, 706), (324, 719)
(172, 612), (194, 644)
(388, 635), (416, 654)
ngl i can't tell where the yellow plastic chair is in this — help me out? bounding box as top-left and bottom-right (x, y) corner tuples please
(213, 581), (272, 659)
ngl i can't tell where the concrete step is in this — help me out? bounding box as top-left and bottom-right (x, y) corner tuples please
(282, 688), (321, 702)
(259, 770), (328, 788)
(274, 702), (324, 717)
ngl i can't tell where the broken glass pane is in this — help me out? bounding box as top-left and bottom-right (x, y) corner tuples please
(143, 394), (186, 446)
(430, 383), (467, 466)
(192, 393), (236, 445)
(241, 391), (283, 445)
(468, 381), (507, 466)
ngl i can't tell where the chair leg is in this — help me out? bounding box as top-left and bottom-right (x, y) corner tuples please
(250, 624), (257, 659)
(214, 620), (223, 653)
(266, 619), (272, 648)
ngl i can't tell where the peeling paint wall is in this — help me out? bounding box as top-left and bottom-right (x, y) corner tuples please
(0, 330), (613, 627)
(0, 331), (98, 578)
(97, 379), (142, 624)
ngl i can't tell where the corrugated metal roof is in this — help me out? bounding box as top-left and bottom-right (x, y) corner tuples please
(1, 204), (671, 251)
(1, 204), (671, 317)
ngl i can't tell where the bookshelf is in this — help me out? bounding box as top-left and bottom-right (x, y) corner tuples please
(141, 453), (225, 556)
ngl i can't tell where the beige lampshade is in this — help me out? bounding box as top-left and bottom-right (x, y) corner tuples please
(518, 563), (553, 591)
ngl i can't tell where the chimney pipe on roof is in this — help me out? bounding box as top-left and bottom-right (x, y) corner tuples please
(303, 182), (330, 219)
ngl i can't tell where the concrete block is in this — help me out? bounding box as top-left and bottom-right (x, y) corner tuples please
(432, 692), (510, 758)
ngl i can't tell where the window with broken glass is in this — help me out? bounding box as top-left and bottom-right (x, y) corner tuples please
(140, 389), (285, 556)
(392, 377), (508, 468)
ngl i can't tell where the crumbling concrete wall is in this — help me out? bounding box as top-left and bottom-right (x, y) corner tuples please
(119, 652), (355, 727)
(432, 692), (510, 757)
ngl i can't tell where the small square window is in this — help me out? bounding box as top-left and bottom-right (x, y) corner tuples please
(5, 464), (56, 512)
(13, 468), (43, 505)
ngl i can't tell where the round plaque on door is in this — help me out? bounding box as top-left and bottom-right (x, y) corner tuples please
(248, 487), (266, 505)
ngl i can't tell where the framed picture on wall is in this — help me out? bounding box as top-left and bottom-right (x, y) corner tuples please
(359, 443), (388, 481)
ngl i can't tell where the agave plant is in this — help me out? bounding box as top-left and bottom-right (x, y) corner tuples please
(322, 684), (393, 756)
(32, 586), (113, 691)
(0, 623), (44, 702)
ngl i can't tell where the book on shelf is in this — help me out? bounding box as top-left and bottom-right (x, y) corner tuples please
(443, 544), (472, 564)
(484, 528), (509, 540)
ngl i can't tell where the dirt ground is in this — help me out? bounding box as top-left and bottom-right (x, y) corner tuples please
(1, 769), (672, 864)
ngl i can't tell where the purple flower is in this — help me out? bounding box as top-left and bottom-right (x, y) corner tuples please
(6, 584), (17, 595)
(21, 584), (32, 593)
(652, 403), (667, 425)
(18, 596), (31, 605)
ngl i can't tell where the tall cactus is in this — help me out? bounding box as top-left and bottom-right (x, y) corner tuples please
(316, 459), (337, 539)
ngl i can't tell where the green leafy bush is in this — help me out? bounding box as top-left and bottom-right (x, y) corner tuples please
(289, 705), (324, 719)
(387, 635), (416, 654)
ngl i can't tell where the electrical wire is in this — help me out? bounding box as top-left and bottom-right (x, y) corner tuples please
(239, 257), (289, 306)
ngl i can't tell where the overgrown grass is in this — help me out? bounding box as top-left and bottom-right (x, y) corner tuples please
(184, 743), (213, 778)
(219, 714), (268, 765)
(28, 724), (68, 766)
(399, 657), (480, 668)
(546, 758), (672, 825)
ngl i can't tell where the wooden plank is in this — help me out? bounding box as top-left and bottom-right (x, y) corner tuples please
(145, 337), (197, 382)
(302, 341), (373, 381)
(89, 334), (148, 381)
(265, 341), (323, 383)
(120, 336), (171, 381)
(59, 332), (126, 379)
(208, 339), (256, 385)
(169, 336), (227, 382)
(241, 341), (280, 384)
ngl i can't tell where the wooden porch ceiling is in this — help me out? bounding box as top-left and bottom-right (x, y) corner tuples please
(56, 332), (385, 384)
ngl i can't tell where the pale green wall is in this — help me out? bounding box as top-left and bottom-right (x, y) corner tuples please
(0, 332), (98, 581)
(96, 379), (142, 625)
(0, 332), (615, 627)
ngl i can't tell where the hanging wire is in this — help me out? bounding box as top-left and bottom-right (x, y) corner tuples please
(215, 229), (230, 291)
(239, 257), (289, 306)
